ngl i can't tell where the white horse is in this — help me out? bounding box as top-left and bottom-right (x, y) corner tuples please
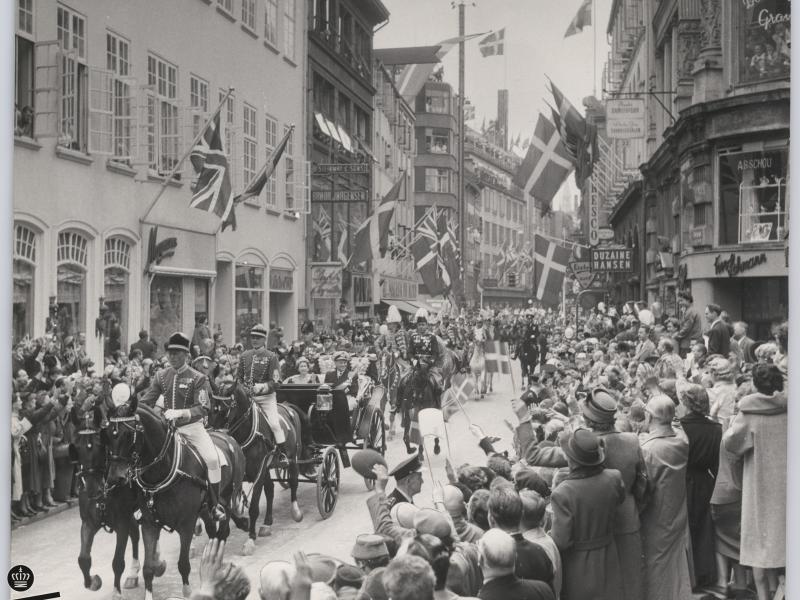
(469, 326), (489, 399)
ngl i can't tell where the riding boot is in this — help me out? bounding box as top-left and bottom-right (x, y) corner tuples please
(208, 482), (226, 522)
(275, 442), (289, 468)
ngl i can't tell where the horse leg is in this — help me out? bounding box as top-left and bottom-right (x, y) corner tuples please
(289, 460), (303, 523)
(243, 476), (263, 555)
(111, 525), (129, 599)
(78, 520), (102, 591)
(123, 518), (140, 589)
(140, 523), (160, 600)
(178, 527), (194, 599)
(262, 470), (275, 534)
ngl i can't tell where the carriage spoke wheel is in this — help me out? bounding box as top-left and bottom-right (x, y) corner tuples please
(275, 465), (290, 490)
(316, 446), (340, 519)
(363, 410), (386, 491)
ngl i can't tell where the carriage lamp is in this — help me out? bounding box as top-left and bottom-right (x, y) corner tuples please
(316, 384), (333, 412)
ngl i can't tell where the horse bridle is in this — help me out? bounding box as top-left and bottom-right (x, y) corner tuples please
(108, 414), (174, 481)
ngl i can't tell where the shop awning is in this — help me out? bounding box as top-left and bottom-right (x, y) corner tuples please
(382, 299), (419, 315)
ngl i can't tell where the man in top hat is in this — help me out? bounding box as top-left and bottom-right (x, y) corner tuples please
(141, 332), (226, 521)
(550, 428), (625, 600)
(386, 453), (423, 508)
(236, 323), (288, 466)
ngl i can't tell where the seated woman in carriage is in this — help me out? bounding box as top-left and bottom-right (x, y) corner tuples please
(283, 357), (320, 384)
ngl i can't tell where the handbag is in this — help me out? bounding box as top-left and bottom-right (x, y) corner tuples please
(52, 442), (70, 460)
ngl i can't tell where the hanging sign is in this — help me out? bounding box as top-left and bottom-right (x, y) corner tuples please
(606, 98), (645, 139)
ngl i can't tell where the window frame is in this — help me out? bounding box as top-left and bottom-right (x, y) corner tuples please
(241, 0), (256, 31)
(242, 102), (258, 204)
(17, 0), (34, 39)
(145, 52), (180, 176)
(264, 113), (278, 207)
(264, 0), (279, 45)
(283, 0), (296, 60)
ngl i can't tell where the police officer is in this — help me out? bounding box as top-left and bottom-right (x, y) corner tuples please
(141, 332), (225, 521)
(386, 453), (423, 508)
(237, 323), (288, 466)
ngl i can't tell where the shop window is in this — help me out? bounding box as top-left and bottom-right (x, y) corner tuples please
(718, 148), (789, 245)
(104, 237), (131, 356)
(13, 224), (36, 343)
(195, 278), (209, 330)
(264, 0), (278, 45)
(235, 256), (265, 347)
(150, 274), (183, 355)
(56, 230), (89, 339)
(735, 0), (790, 84)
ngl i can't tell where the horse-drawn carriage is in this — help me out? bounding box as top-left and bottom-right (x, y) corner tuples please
(275, 383), (387, 518)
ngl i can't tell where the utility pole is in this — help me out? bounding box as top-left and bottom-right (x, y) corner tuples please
(457, 1), (466, 306)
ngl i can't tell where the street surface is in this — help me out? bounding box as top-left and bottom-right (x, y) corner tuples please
(10, 368), (518, 600)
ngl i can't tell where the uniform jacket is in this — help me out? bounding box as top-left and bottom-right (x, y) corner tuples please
(141, 365), (210, 426)
(386, 487), (413, 509)
(550, 467), (625, 600)
(707, 319), (731, 357)
(237, 347), (280, 393)
(410, 330), (440, 361)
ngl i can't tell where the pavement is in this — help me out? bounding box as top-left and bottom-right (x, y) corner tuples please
(9, 368), (520, 600)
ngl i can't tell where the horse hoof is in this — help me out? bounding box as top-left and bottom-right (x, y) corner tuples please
(291, 506), (304, 523)
(194, 519), (203, 536)
(123, 576), (138, 589)
(183, 584), (192, 598)
(258, 525), (272, 537)
(242, 538), (256, 556)
(90, 575), (102, 591)
(154, 560), (167, 578)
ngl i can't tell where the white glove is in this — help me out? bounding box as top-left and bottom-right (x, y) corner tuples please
(253, 383), (271, 395)
(164, 409), (189, 421)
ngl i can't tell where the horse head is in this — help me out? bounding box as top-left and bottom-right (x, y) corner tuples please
(104, 395), (167, 485)
(70, 404), (107, 486)
(209, 381), (251, 433)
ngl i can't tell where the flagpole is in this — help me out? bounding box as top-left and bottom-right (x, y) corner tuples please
(141, 87), (235, 224)
(592, 0), (597, 96)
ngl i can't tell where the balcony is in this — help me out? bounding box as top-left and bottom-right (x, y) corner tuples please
(309, 22), (372, 84)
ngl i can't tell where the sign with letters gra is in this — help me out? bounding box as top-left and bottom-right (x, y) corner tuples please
(310, 265), (342, 298)
(606, 98), (645, 139)
(590, 248), (633, 272)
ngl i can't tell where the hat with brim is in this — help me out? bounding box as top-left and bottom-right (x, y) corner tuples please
(388, 453), (422, 480)
(560, 428), (605, 467)
(334, 351), (349, 362)
(250, 323), (268, 338)
(581, 387), (617, 424)
(165, 332), (191, 353)
(351, 533), (389, 560)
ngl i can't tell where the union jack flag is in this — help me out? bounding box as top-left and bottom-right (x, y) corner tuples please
(189, 113), (234, 221)
(312, 208), (332, 261)
(412, 207), (450, 296)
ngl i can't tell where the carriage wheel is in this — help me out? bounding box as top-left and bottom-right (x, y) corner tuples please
(362, 410), (386, 490)
(316, 446), (340, 519)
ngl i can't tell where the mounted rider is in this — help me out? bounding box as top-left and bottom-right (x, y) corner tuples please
(408, 308), (443, 389)
(140, 332), (226, 521)
(517, 309), (541, 386)
(236, 323), (289, 467)
(376, 304), (409, 359)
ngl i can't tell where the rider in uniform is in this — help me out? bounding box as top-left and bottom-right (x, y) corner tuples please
(377, 305), (409, 358)
(191, 337), (220, 392)
(237, 323), (288, 466)
(518, 310), (540, 387)
(141, 332), (226, 521)
(408, 308), (442, 389)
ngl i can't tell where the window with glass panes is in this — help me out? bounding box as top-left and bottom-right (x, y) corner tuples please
(264, 115), (278, 206)
(15, 0), (35, 135)
(219, 89), (236, 184)
(424, 168), (449, 193)
(57, 4), (87, 150)
(235, 256), (265, 347)
(104, 237), (131, 354)
(242, 0), (256, 30)
(243, 103), (258, 202)
(284, 124), (295, 210)
(57, 230), (89, 338)
(218, 0), (233, 14)
(106, 32), (134, 160)
(13, 223), (36, 343)
(264, 0), (278, 44)
(189, 74), (208, 136)
(146, 54), (179, 175)
(283, 0), (295, 60)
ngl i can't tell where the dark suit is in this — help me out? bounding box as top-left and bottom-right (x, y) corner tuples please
(130, 338), (157, 360)
(735, 335), (756, 363)
(511, 533), (553, 587)
(478, 574), (554, 600)
(707, 320), (731, 357)
(324, 369), (358, 396)
(675, 305), (703, 354)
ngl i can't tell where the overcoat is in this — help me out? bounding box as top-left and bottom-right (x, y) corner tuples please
(550, 467), (625, 600)
(639, 428), (692, 600)
(723, 391), (787, 568)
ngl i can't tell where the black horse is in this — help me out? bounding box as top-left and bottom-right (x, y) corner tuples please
(104, 397), (247, 600)
(397, 358), (442, 455)
(207, 381), (305, 556)
(70, 404), (153, 600)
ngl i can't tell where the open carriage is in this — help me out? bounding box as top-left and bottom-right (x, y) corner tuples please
(275, 383), (386, 518)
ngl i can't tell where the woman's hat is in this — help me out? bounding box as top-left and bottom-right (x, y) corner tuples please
(560, 428), (605, 466)
(165, 332), (191, 353)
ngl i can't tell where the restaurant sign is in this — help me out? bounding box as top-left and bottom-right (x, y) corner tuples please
(714, 252), (768, 277)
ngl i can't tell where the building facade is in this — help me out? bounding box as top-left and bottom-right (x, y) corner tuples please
(599, 0), (789, 337)
(14, 0), (307, 361)
(306, 0), (389, 327)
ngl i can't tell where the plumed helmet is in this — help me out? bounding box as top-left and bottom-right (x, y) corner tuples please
(386, 305), (402, 324)
(414, 308), (429, 324)
(379, 324), (389, 336)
